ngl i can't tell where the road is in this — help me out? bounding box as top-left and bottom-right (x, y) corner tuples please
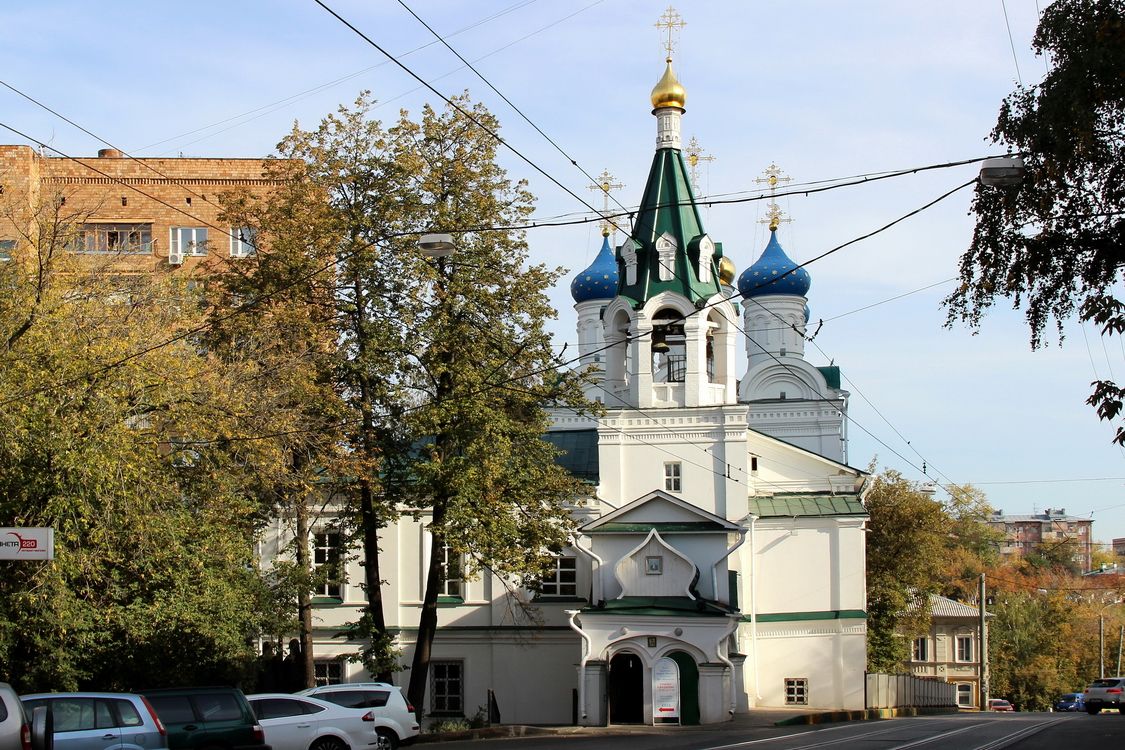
(426, 712), (1125, 750)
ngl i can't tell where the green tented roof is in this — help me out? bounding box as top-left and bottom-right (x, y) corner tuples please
(817, 365), (842, 390)
(582, 596), (733, 618)
(749, 493), (866, 518)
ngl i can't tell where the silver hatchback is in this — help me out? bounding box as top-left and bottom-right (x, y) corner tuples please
(20, 694), (166, 750)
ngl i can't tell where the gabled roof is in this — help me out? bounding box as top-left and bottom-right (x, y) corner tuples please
(580, 489), (743, 533)
(910, 593), (988, 618)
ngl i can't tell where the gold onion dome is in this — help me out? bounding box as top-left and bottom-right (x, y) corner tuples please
(650, 58), (686, 110)
(718, 255), (736, 286)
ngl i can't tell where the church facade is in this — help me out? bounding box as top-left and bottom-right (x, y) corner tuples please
(262, 45), (869, 726)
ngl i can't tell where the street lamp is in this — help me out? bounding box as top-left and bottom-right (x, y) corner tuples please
(419, 233), (456, 258)
(979, 155), (1026, 187)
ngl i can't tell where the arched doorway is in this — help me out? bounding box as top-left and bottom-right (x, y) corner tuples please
(667, 651), (700, 725)
(608, 651), (644, 724)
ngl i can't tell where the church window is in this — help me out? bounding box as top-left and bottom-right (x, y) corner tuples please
(784, 678), (809, 705)
(431, 661), (463, 715)
(912, 637), (928, 662)
(439, 544), (464, 598)
(664, 462), (682, 492)
(313, 530), (343, 599)
(540, 556), (577, 597)
(314, 661), (343, 686)
(750, 456), (759, 473)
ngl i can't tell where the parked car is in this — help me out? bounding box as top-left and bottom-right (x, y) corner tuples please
(1, 683), (51, 750)
(140, 688), (267, 750)
(20, 693), (166, 750)
(247, 694), (401, 750)
(987, 698), (1014, 712)
(295, 685), (416, 749)
(1083, 677), (1125, 714)
(1054, 692), (1086, 712)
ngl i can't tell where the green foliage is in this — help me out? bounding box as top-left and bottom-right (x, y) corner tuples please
(944, 0), (1125, 442)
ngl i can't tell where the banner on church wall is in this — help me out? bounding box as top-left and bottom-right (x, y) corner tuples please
(652, 656), (680, 723)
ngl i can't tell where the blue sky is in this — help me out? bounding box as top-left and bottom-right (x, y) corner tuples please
(4, 1), (1123, 545)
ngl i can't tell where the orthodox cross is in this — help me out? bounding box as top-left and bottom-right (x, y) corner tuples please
(589, 169), (625, 236)
(655, 6), (686, 58)
(755, 162), (793, 231)
(684, 136), (714, 194)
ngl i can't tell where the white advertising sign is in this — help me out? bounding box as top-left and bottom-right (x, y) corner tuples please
(0, 528), (54, 560)
(652, 656), (679, 723)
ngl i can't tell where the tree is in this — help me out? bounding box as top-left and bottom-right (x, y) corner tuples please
(944, 0), (1125, 441)
(0, 188), (289, 690)
(864, 469), (951, 671)
(240, 94), (593, 711)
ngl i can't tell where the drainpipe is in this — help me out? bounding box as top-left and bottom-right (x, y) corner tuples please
(716, 616), (740, 715)
(748, 514), (761, 702)
(712, 528), (747, 603)
(571, 533), (604, 603)
(567, 610), (593, 720)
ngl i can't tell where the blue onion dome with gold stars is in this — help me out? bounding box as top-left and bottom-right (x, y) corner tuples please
(571, 231), (620, 303)
(737, 229), (811, 299)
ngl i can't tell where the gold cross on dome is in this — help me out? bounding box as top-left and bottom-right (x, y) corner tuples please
(755, 162), (793, 231)
(759, 201), (792, 232)
(588, 169), (625, 236)
(655, 6), (686, 59)
(754, 162), (792, 195)
(684, 136), (714, 194)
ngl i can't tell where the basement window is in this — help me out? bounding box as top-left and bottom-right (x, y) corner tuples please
(785, 678), (808, 705)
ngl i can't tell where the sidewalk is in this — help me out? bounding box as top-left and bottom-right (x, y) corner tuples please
(414, 706), (958, 743)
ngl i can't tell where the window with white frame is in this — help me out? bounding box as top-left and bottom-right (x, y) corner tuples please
(314, 661), (343, 686)
(539, 556), (577, 597)
(431, 661), (463, 715)
(73, 223), (152, 254)
(956, 634), (973, 662)
(171, 226), (209, 257)
(439, 544), (463, 598)
(664, 461), (682, 493)
(230, 227), (257, 257)
(784, 678), (808, 705)
(912, 637), (928, 662)
(957, 683), (973, 706)
(313, 530), (343, 598)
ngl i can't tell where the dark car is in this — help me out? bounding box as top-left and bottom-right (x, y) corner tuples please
(141, 689), (268, 750)
(1054, 692), (1086, 712)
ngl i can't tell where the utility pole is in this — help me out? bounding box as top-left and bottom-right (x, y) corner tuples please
(1117, 625), (1123, 676)
(979, 573), (989, 710)
(1100, 615), (1105, 678)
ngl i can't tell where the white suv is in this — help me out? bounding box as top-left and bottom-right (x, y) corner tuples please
(1084, 677), (1125, 714)
(295, 685), (417, 749)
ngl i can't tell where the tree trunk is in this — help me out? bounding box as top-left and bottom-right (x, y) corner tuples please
(407, 499), (447, 715)
(293, 469), (315, 689)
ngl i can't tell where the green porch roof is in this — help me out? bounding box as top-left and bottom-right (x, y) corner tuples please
(582, 596), (734, 618)
(586, 521), (731, 534)
(749, 493), (866, 518)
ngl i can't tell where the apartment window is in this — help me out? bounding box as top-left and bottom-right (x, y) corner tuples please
(73, 223), (152, 254)
(784, 678), (809, 705)
(431, 661), (463, 715)
(171, 227), (209, 257)
(664, 461), (682, 493)
(230, 226), (257, 257)
(956, 634), (973, 662)
(957, 683), (973, 706)
(539, 556), (577, 597)
(0, 239), (14, 261)
(313, 661), (343, 686)
(912, 637), (928, 662)
(439, 544), (463, 598)
(313, 530), (343, 598)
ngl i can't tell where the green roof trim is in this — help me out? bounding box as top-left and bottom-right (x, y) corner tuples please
(817, 365), (842, 390)
(582, 596), (734, 618)
(749, 494), (866, 518)
(588, 521), (730, 533)
(742, 609), (867, 623)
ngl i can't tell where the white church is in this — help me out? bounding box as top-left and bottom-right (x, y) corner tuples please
(264, 40), (870, 727)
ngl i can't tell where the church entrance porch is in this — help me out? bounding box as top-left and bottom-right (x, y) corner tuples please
(608, 651), (645, 724)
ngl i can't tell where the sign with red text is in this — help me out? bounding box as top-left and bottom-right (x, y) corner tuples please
(0, 528), (54, 560)
(652, 656), (679, 722)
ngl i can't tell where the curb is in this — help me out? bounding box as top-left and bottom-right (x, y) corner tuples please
(774, 706), (960, 726)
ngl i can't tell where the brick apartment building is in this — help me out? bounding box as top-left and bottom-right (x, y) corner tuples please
(988, 508), (1094, 572)
(0, 145), (276, 269)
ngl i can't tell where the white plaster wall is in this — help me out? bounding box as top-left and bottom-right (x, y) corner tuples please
(751, 624), (866, 710)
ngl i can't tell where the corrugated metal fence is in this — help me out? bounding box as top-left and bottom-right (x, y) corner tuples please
(866, 673), (956, 708)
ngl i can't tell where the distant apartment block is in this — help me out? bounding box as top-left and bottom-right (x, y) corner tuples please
(0, 145), (275, 271)
(988, 508), (1093, 572)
